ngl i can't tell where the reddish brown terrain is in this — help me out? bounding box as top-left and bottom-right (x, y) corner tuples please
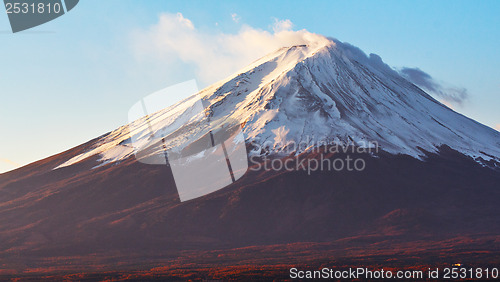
(0, 140), (499, 280)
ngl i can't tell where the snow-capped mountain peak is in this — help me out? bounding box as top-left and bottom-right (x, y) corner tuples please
(55, 37), (500, 169)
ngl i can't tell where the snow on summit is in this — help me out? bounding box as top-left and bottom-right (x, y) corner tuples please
(55, 36), (500, 169)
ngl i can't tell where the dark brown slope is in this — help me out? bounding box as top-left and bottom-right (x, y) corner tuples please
(0, 142), (499, 273)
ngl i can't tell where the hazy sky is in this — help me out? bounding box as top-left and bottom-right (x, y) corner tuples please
(1, 0), (499, 173)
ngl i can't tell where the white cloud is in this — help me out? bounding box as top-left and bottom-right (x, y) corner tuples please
(131, 13), (327, 85)
(0, 158), (19, 167)
(174, 12), (194, 29)
(0, 158), (20, 173)
(272, 18), (293, 32)
(231, 13), (241, 23)
(495, 124), (500, 131)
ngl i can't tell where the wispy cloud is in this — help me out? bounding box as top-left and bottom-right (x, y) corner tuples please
(439, 100), (456, 111)
(231, 13), (241, 23)
(0, 158), (20, 173)
(0, 158), (20, 167)
(399, 67), (468, 107)
(131, 12), (469, 109)
(131, 13), (327, 84)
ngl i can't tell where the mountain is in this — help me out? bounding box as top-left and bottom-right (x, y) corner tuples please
(56, 39), (500, 170)
(1, 37), (499, 277)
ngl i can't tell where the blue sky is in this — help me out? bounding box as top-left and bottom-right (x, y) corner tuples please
(1, 0), (499, 173)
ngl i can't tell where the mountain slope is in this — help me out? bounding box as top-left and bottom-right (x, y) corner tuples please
(1, 37), (499, 274)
